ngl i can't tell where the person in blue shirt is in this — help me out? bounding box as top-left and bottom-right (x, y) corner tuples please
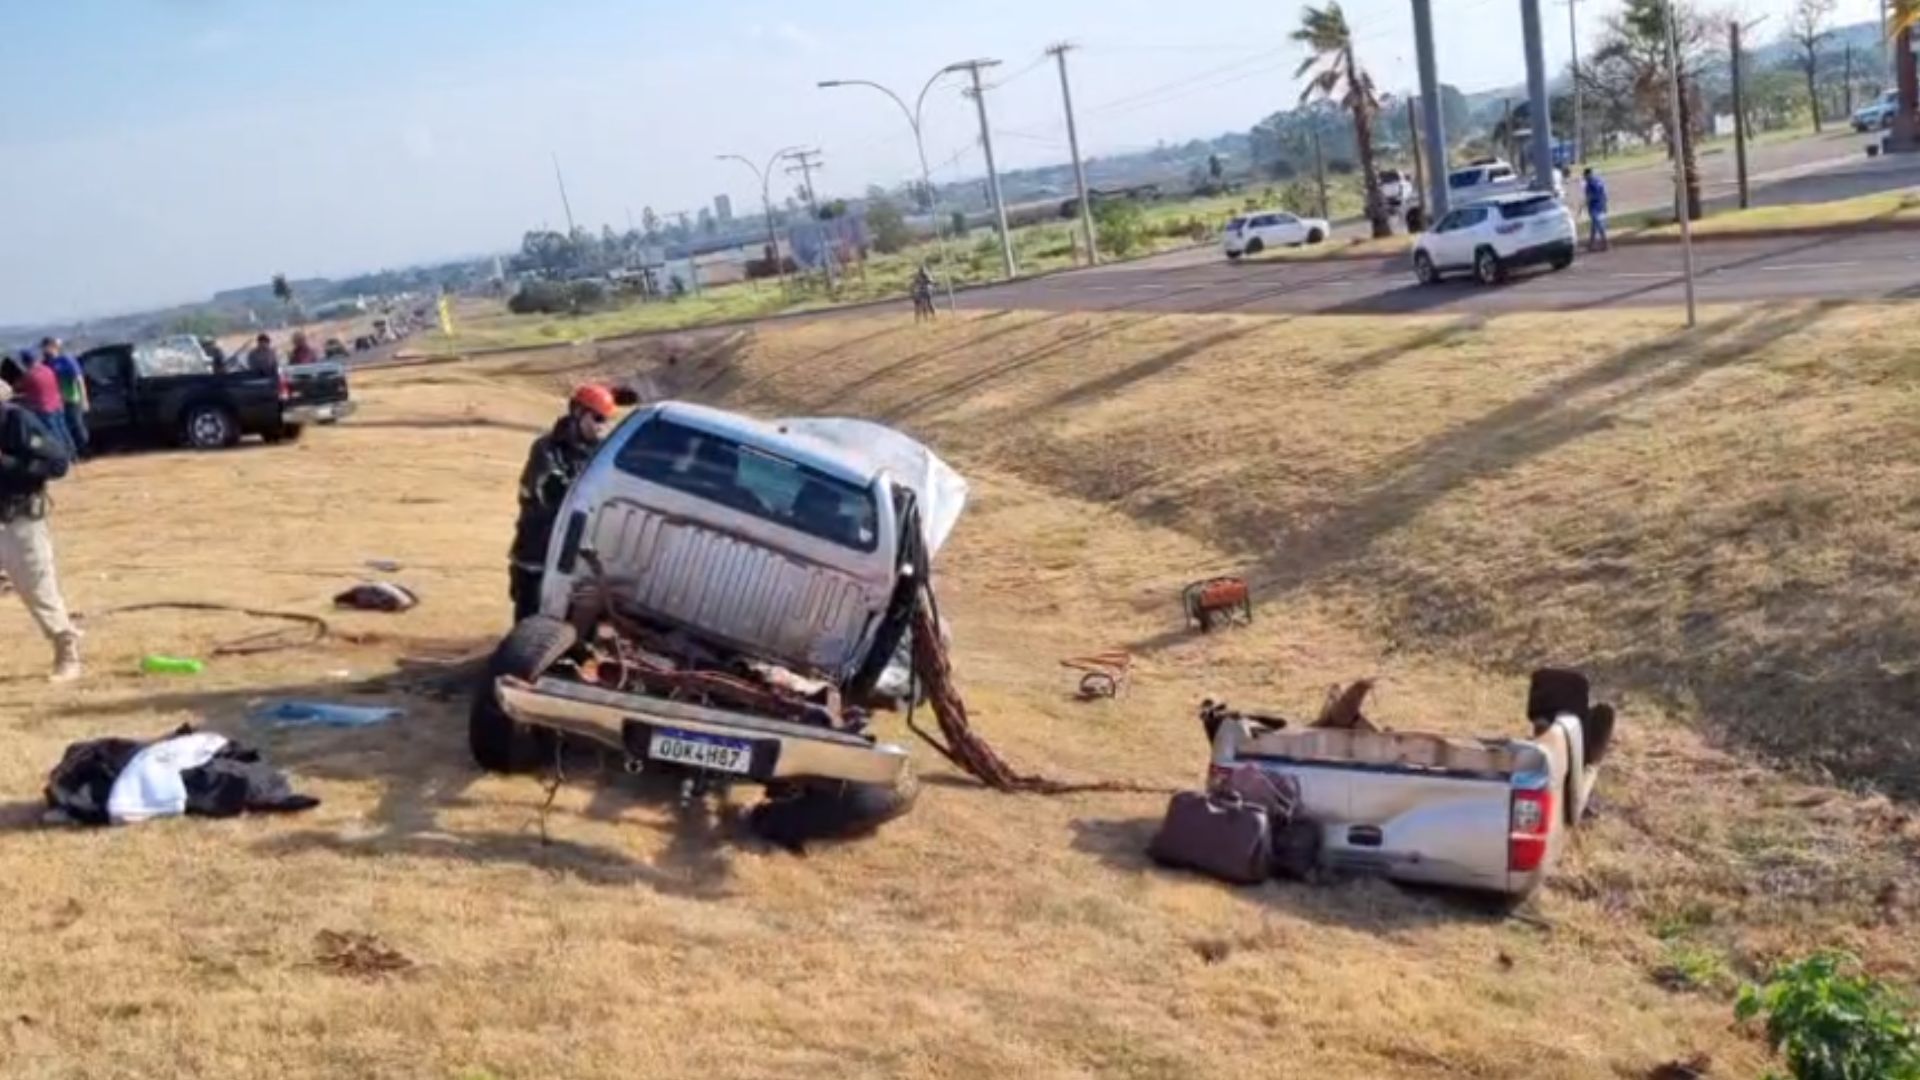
(40, 338), (88, 459)
(1582, 167), (1609, 252)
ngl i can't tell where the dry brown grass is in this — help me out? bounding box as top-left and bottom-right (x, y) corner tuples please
(2, 306), (1916, 1078)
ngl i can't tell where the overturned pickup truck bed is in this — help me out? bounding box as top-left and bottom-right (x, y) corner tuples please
(1207, 671), (1616, 897)
(471, 402), (966, 833)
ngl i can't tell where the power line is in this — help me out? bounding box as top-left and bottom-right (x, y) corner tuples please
(1083, 45), (1293, 114)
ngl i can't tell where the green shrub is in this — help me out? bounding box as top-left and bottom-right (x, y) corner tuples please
(1735, 952), (1920, 1080)
(1094, 200), (1147, 258)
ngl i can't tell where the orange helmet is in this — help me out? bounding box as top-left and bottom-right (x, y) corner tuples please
(570, 383), (617, 420)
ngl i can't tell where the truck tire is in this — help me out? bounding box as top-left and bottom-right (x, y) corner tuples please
(181, 403), (239, 450)
(469, 615), (577, 773)
(748, 762), (920, 851)
(1245, 237), (1266, 255)
(1306, 228), (1325, 244)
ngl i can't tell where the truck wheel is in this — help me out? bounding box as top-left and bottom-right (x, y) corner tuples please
(1245, 237), (1265, 255)
(470, 615), (577, 773)
(1414, 251), (1440, 285)
(1306, 228), (1325, 244)
(181, 404), (239, 450)
(749, 763), (920, 852)
(263, 423), (305, 445)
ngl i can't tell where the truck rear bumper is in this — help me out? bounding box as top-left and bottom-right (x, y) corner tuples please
(283, 400), (357, 425)
(495, 675), (910, 787)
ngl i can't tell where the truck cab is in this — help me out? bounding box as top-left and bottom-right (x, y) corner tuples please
(473, 401), (967, 836)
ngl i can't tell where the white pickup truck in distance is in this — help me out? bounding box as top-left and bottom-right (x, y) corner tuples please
(1206, 669), (1615, 898)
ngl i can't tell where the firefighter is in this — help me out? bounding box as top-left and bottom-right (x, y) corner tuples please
(508, 383), (618, 622)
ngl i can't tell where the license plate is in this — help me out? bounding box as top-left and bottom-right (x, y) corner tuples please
(648, 729), (753, 775)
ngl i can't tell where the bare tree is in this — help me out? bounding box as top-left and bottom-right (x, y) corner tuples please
(1788, 0), (1838, 131)
(1591, 0), (1719, 219)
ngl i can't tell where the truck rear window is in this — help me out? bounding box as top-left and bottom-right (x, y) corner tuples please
(614, 419), (879, 552)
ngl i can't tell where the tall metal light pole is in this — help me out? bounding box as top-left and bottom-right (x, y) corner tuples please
(1046, 42), (1099, 265)
(1520, 0), (1557, 189)
(817, 65), (967, 310)
(1664, 1), (1698, 328)
(950, 58), (1015, 278)
(717, 145), (803, 294)
(1412, 0), (1450, 219)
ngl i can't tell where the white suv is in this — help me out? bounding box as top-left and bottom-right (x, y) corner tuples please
(1413, 192), (1576, 285)
(1223, 209), (1329, 259)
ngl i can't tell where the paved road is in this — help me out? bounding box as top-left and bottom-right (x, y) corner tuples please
(957, 229), (1920, 316)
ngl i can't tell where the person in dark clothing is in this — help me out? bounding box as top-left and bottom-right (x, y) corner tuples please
(508, 383), (618, 622)
(0, 387), (80, 680)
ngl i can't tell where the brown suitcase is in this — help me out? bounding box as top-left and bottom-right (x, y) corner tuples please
(1148, 791), (1272, 885)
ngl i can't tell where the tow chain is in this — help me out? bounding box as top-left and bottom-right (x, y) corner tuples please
(905, 592), (1171, 796)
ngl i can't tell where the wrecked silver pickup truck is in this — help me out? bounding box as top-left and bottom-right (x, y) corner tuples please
(1205, 671), (1616, 897)
(470, 401), (966, 837)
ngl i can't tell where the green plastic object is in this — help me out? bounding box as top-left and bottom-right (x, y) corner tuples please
(140, 655), (205, 676)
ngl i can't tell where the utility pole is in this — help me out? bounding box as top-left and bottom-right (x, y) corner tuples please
(785, 148), (837, 292)
(1412, 0), (1450, 218)
(551, 152), (577, 238)
(1048, 43), (1098, 265)
(952, 58), (1015, 278)
(1885, 0), (1894, 86)
(1311, 126), (1329, 219)
(1407, 96), (1425, 226)
(1665, 2), (1698, 328)
(1732, 20), (1751, 209)
(1566, 0), (1583, 163)
(1520, 0), (1557, 189)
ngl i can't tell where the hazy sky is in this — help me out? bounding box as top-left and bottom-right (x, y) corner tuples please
(0, 0), (1884, 324)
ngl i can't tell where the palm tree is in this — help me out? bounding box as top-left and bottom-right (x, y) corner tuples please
(1293, 2), (1390, 238)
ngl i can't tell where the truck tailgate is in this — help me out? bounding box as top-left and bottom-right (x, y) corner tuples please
(1246, 758), (1515, 892)
(289, 362), (350, 407)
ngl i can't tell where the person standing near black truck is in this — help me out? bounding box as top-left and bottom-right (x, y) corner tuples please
(0, 382), (80, 682)
(509, 384), (617, 621)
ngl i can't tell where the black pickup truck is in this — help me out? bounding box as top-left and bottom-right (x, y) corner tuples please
(78, 337), (355, 451)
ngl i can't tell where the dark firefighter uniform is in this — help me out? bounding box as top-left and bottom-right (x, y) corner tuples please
(508, 383), (617, 622)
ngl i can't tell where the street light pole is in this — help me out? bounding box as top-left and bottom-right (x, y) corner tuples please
(817, 67), (965, 311)
(1566, 0), (1583, 163)
(717, 145), (803, 295)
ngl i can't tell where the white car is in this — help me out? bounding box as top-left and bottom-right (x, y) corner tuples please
(1413, 192), (1576, 285)
(1446, 159), (1565, 204)
(1854, 89), (1899, 131)
(1223, 210), (1329, 259)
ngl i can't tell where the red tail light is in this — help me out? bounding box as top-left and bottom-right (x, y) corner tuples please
(278, 371), (292, 402)
(1509, 787), (1553, 872)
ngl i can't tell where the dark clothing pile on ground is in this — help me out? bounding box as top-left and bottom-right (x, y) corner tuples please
(44, 725), (319, 825)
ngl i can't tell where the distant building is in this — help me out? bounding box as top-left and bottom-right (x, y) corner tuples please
(714, 194), (734, 224)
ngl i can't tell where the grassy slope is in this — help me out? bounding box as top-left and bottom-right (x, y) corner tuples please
(4, 308), (1917, 1077)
